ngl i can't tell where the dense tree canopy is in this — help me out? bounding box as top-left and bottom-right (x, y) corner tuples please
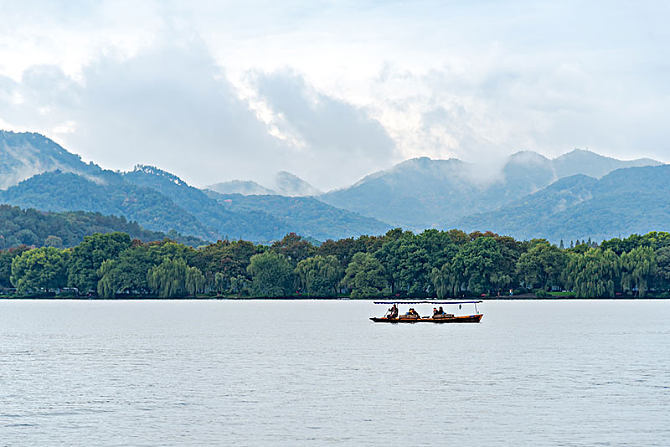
(10, 247), (69, 293)
(295, 255), (342, 296)
(3, 229), (670, 298)
(247, 252), (294, 297)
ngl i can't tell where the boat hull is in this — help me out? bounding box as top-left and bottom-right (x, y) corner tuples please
(370, 314), (483, 323)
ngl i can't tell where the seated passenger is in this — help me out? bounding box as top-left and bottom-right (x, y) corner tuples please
(438, 306), (444, 315)
(432, 307), (439, 316)
(405, 308), (419, 318)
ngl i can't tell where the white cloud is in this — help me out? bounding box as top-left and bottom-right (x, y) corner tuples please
(0, 0), (668, 191)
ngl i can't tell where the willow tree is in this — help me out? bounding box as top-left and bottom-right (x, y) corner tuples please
(147, 257), (191, 298)
(295, 255), (343, 296)
(564, 248), (621, 298)
(621, 246), (657, 297)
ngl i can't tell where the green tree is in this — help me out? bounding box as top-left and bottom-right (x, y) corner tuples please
(247, 252), (294, 297)
(341, 252), (388, 298)
(295, 255), (343, 296)
(376, 233), (432, 295)
(270, 233), (315, 265)
(0, 246), (30, 288)
(44, 235), (64, 248)
(97, 244), (155, 297)
(67, 232), (132, 294)
(147, 257), (190, 298)
(655, 246), (670, 291)
(431, 262), (462, 298)
(192, 240), (256, 292)
(621, 246), (656, 297)
(515, 240), (568, 290)
(10, 247), (69, 294)
(564, 248), (621, 298)
(452, 237), (510, 295)
(185, 265), (206, 296)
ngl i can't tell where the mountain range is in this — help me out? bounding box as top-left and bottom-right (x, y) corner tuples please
(0, 131), (388, 242)
(0, 129), (667, 244)
(457, 165), (670, 242)
(208, 171), (322, 197)
(319, 150), (662, 229)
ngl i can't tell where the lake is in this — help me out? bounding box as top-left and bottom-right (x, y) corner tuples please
(1, 300), (668, 446)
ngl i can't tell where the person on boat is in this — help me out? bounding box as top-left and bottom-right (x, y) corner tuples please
(438, 306), (444, 315)
(405, 308), (419, 318)
(432, 307), (438, 316)
(387, 304), (398, 319)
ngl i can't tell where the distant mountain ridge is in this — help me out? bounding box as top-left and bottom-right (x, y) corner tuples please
(0, 131), (390, 242)
(205, 191), (390, 241)
(319, 149), (662, 229)
(0, 130), (102, 189)
(208, 171), (321, 197)
(457, 164), (670, 242)
(1, 129), (666, 243)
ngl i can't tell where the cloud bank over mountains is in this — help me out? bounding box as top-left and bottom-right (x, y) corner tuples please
(0, 1), (668, 189)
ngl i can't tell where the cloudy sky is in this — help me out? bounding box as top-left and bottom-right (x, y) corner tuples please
(0, 1), (668, 190)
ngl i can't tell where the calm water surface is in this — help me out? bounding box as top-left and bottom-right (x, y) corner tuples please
(0, 300), (668, 446)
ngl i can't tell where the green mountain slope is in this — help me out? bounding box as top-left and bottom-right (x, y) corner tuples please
(0, 204), (205, 249)
(320, 150), (662, 229)
(205, 191), (391, 241)
(0, 170), (216, 240)
(457, 165), (670, 242)
(0, 130), (102, 189)
(123, 166), (292, 241)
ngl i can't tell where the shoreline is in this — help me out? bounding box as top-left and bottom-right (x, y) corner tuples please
(1, 296), (667, 301)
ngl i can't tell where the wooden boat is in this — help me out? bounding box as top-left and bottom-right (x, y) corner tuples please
(370, 300), (483, 323)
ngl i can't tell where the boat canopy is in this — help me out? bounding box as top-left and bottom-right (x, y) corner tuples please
(374, 300), (482, 305)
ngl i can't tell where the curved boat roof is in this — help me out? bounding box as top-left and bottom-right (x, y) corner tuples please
(374, 300), (482, 305)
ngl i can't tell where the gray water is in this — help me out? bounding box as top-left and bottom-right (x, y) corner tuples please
(0, 300), (668, 446)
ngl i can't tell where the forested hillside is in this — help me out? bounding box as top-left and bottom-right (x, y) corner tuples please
(0, 130), (103, 189)
(0, 170), (216, 239)
(319, 150), (661, 229)
(458, 165), (670, 242)
(0, 205), (205, 249)
(205, 191), (390, 240)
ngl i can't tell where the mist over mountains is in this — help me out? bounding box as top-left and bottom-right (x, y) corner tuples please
(0, 130), (666, 245)
(319, 150), (661, 229)
(208, 171), (322, 197)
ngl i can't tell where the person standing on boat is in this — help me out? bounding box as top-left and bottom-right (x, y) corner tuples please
(388, 304), (398, 319)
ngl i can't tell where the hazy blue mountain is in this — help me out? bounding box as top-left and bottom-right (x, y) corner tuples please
(457, 165), (670, 242)
(205, 191), (391, 241)
(320, 157), (481, 228)
(0, 130), (102, 189)
(320, 150), (662, 229)
(207, 171), (320, 197)
(0, 204), (205, 249)
(0, 131), (392, 242)
(208, 180), (276, 195)
(552, 149), (661, 179)
(273, 171), (321, 196)
(123, 165), (290, 241)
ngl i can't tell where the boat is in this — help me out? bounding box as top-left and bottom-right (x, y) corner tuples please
(370, 300), (483, 323)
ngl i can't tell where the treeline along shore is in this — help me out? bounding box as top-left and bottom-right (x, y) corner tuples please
(2, 229), (670, 299)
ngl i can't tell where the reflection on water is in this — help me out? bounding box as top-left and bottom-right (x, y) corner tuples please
(1, 300), (669, 446)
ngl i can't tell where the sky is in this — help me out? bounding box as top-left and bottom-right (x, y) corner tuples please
(0, 0), (668, 190)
